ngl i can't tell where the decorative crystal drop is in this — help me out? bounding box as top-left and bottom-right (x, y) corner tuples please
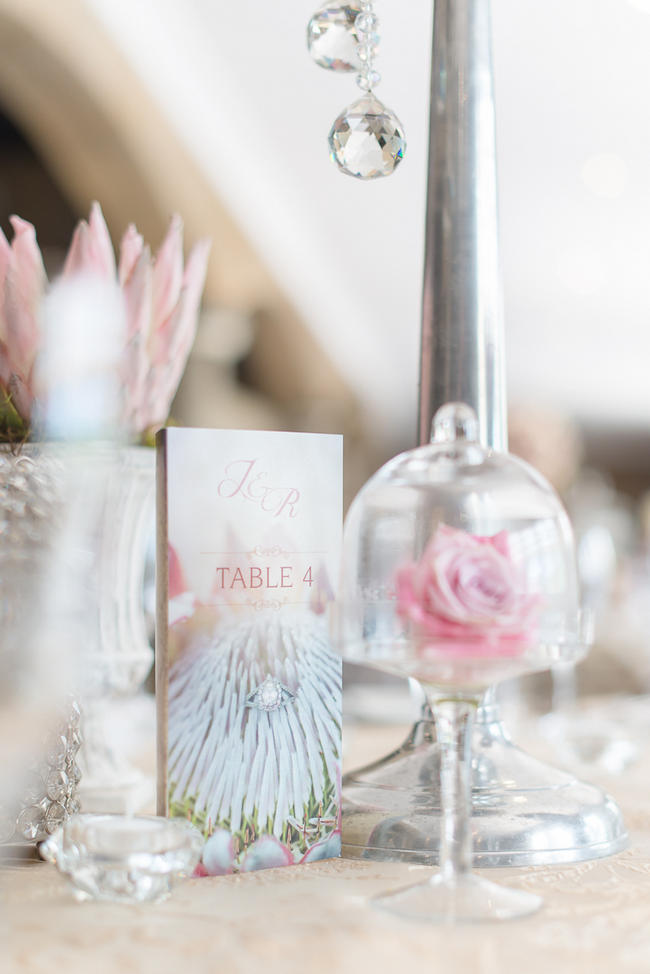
(307, 3), (364, 72)
(68, 729), (83, 755)
(356, 43), (378, 63)
(46, 769), (70, 802)
(17, 803), (47, 841)
(45, 801), (67, 835)
(356, 69), (381, 91)
(328, 94), (407, 179)
(354, 10), (378, 33)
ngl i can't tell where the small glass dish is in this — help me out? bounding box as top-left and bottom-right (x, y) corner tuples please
(41, 813), (203, 903)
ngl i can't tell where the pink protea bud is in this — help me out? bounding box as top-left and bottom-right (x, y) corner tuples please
(63, 202), (115, 280)
(2, 216), (47, 419)
(1, 204), (209, 434)
(141, 237), (210, 430)
(88, 201), (116, 279)
(118, 224), (144, 287)
(0, 225), (11, 387)
(151, 214), (184, 354)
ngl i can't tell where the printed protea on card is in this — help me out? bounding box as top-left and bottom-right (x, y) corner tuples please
(156, 429), (342, 874)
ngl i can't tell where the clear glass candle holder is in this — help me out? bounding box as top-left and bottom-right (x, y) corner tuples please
(41, 813), (203, 904)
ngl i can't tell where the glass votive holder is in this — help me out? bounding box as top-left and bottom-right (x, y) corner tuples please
(41, 813), (203, 904)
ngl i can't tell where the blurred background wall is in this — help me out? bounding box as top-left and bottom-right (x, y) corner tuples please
(1, 0), (650, 511)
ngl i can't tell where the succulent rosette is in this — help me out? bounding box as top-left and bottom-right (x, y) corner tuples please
(396, 523), (539, 658)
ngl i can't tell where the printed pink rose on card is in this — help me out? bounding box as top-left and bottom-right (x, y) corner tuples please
(396, 524), (539, 658)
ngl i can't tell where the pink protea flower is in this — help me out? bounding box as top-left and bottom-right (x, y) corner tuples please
(0, 217), (47, 421)
(396, 523), (539, 658)
(64, 202), (211, 434)
(0, 202), (210, 436)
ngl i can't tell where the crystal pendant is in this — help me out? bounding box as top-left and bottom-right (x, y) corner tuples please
(45, 770), (70, 802)
(307, 3), (364, 72)
(17, 804), (46, 841)
(328, 94), (406, 179)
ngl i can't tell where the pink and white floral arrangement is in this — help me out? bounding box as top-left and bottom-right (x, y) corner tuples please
(0, 202), (210, 440)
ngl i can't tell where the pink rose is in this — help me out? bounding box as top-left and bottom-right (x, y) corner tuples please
(396, 524), (538, 658)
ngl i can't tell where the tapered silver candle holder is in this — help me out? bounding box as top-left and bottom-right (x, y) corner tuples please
(341, 0), (626, 867)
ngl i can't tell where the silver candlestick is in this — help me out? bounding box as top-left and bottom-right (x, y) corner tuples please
(341, 0), (626, 867)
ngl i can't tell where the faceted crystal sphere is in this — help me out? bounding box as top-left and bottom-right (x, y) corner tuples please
(307, 3), (364, 71)
(328, 94), (406, 179)
(17, 804), (46, 841)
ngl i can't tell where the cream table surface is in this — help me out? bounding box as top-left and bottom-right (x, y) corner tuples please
(3, 715), (650, 974)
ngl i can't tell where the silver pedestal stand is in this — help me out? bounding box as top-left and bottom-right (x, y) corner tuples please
(342, 695), (626, 867)
(341, 0), (627, 867)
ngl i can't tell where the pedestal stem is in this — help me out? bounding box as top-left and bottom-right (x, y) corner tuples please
(430, 696), (479, 882)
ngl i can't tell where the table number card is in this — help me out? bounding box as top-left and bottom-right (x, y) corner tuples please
(156, 428), (342, 875)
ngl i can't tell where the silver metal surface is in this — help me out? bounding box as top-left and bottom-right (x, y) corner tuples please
(342, 0), (627, 868)
(342, 711), (627, 868)
(418, 0), (506, 451)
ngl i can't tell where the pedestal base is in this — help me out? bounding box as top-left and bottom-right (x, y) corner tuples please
(342, 713), (628, 868)
(373, 871), (542, 923)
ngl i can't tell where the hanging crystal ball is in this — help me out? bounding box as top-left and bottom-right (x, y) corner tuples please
(328, 94), (406, 179)
(307, 3), (366, 72)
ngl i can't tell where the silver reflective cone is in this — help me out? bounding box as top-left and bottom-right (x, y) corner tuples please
(341, 0), (626, 867)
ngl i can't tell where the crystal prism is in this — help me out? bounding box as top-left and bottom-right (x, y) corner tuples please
(45, 801), (67, 834)
(307, 3), (363, 72)
(328, 94), (406, 179)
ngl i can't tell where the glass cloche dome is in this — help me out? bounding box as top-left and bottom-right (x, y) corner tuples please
(337, 402), (588, 692)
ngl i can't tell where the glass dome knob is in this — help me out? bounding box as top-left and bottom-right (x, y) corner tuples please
(431, 402), (480, 445)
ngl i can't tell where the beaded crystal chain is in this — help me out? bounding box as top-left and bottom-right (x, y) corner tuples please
(355, 2), (381, 91)
(307, 0), (406, 179)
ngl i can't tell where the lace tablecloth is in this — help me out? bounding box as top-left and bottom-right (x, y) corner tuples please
(3, 717), (650, 974)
